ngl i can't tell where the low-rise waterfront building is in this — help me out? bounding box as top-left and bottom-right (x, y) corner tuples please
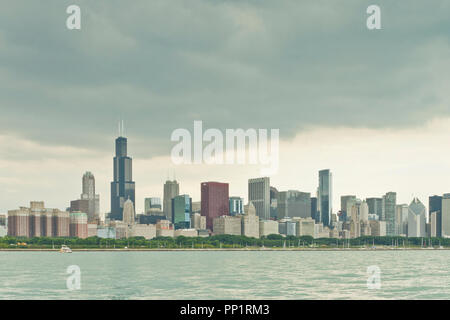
(7, 202), (70, 238)
(156, 220), (174, 237)
(296, 218), (315, 238)
(70, 212), (88, 239)
(213, 216), (242, 236)
(130, 224), (156, 239)
(174, 228), (198, 237)
(191, 213), (207, 230)
(369, 220), (386, 236)
(259, 220), (279, 237)
(97, 226), (116, 239)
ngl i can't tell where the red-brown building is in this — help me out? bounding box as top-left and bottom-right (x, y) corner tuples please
(201, 182), (229, 230)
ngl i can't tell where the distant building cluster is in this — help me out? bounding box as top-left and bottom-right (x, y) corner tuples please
(6, 201), (88, 238)
(3, 133), (450, 241)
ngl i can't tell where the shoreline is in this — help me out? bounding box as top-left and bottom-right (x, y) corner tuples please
(1, 247), (448, 252)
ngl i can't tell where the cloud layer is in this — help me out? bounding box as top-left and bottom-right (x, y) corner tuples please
(1, 0), (449, 157)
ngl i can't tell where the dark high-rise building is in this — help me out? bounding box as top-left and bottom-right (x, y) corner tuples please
(318, 169), (332, 227)
(383, 192), (397, 236)
(366, 197), (383, 219)
(340, 195), (356, 222)
(310, 197), (317, 221)
(110, 136), (135, 221)
(201, 182), (229, 230)
(270, 187), (278, 219)
(277, 190), (311, 219)
(429, 195), (442, 237)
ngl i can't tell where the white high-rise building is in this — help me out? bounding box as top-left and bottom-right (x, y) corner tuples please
(123, 199), (135, 226)
(360, 201), (369, 223)
(430, 211), (438, 237)
(396, 204), (409, 235)
(442, 194), (450, 237)
(408, 198), (426, 237)
(242, 202), (259, 238)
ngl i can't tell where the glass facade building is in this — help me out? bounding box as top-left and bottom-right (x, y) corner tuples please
(429, 195), (442, 237)
(340, 195), (356, 222)
(366, 197), (383, 220)
(383, 192), (397, 236)
(229, 197), (244, 216)
(310, 197), (317, 221)
(318, 169), (332, 227)
(145, 197), (162, 213)
(172, 195), (192, 229)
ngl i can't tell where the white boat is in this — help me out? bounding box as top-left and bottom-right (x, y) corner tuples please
(59, 245), (72, 253)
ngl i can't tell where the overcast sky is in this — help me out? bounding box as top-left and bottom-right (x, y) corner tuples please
(0, 0), (449, 215)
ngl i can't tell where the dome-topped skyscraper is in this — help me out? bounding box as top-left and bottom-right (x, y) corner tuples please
(408, 197), (426, 237)
(123, 198), (135, 226)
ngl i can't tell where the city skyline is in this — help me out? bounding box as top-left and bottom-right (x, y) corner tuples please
(1, 1), (450, 217)
(2, 128), (450, 221)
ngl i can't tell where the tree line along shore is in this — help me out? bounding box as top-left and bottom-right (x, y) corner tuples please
(1, 234), (449, 250)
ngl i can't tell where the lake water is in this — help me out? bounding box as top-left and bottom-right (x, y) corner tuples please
(1, 250), (449, 299)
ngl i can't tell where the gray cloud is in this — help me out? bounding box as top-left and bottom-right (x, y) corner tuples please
(0, 0), (449, 159)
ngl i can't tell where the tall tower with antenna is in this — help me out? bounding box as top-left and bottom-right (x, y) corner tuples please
(110, 121), (135, 221)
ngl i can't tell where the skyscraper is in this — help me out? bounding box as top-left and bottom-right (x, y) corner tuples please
(429, 195), (442, 237)
(172, 195), (192, 229)
(110, 135), (135, 221)
(383, 192), (397, 236)
(408, 197), (426, 237)
(248, 177), (270, 221)
(145, 197), (162, 213)
(163, 180), (180, 220)
(277, 190), (311, 219)
(360, 200), (369, 223)
(201, 182), (229, 230)
(82, 172), (100, 221)
(318, 169), (332, 227)
(123, 198), (135, 226)
(70, 172), (100, 223)
(340, 195), (356, 222)
(441, 193), (450, 237)
(396, 204), (409, 235)
(366, 197), (383, 220)
(310, 197), (317, 221)
(270, 187), (278, 219)
(229, 197), (244, 216)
